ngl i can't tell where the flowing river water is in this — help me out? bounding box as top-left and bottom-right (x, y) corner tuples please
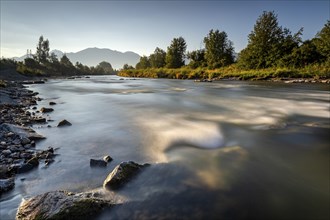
(1, 76), (329, 219)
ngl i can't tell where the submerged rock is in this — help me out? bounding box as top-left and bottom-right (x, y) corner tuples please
(57, 119), (72, 127)
(40, 107), (54, 113)
(90, 159), (107, 167)
(16, 190), (112, 220)
(49, 102), (56, 105)
(0, 177), (15, 194)
(103, 161), (149, 190)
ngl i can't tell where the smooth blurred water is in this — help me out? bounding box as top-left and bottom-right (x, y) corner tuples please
(1, 76), (329, 220)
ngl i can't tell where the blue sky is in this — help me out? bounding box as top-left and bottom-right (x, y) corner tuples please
(0, 0), (329, 58)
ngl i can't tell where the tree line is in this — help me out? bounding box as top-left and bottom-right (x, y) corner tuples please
(1, 36), (116, 76)
(127, 11), (329, 76)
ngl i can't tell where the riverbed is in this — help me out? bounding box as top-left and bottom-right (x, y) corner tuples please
(1, 76), (329, 219)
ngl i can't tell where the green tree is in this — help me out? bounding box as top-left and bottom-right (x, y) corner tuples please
(204, 29), (234, 68)
(187, 49), (206, 69)
(60, 54), (73, 67)
(149, 47), (166, 68)
(315, 20), (330, 62)
(122, 63), (134, 70)
(136, 56), (151, 69)
(166, 37), (187, 68)
(96, 61), (115, 74)
(35, 35), (50, 63)
(59, 54), (75, 75)
(238, 11), (301, 69)
(24, 58), (40, 69)
(281, 39), (322, 68)
(49, 52), (59, 63)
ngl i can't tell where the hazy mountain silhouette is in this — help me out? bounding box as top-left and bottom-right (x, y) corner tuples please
(13, 48), (141, 69)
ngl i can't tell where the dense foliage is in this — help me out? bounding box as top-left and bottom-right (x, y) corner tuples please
(165, 37), (187, 68)
(237, 11), (329, 70)
(121, 11), (329, 80)
(204, 29), (234, 68)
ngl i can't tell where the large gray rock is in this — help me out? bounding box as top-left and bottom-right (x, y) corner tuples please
(103, 161), (149, 190)
(16, 190), (113, 220)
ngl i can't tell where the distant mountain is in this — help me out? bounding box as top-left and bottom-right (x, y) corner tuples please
(65, 48), (140, 69)
(13, 48), (141, 70)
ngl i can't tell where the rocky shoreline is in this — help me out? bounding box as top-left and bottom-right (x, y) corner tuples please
(0, 80), (58, 194)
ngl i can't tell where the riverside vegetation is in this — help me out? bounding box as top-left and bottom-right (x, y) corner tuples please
(1, 11), (329, 81)
(119, 11), (330, 81)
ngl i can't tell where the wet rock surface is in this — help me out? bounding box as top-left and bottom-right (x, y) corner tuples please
(57, 119), (72, 127)
(16, 190), (114, 220)
(90, 159), (107, 167)
(103, 161), (150, 190)
(0, 81), (58, 194)
(16, 160), (149, 219)
(40, 107), (54, 113)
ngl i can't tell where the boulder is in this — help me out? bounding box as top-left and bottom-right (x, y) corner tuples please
(0, 178), (15, 194)
(16, 190), (112, 220)
(57, 119), (72, 127)
(90, 159), (107, 167)
(49, 102), (56, 105)
(40, 107), (54, 113)
(103, 161), (149, 190)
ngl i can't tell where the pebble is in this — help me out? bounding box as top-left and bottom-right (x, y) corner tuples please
(2, 149), (11, 156)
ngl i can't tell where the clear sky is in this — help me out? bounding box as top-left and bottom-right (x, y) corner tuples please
(0, 0), (329, 58)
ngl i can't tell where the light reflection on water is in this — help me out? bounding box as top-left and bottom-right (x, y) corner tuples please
(1, 76), (329, 220)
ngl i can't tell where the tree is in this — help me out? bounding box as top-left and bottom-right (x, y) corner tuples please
(35, 35), (50, 64)
(165, 37), (187, 68)
(187, 49), (206, 69)
(60, 54), (73, 67)
(238, 11), (301, 69)
(49, 52), (59, 63)
(95, 61), (115, 74)
(59, 54), (75, 75)
(24, 58), (40, 69)
(136, 56), (151, 69)
(203, 29), (234, 68)
(315, 20), (330, 62)
(149, 47), (166, 68)
(122, 63), (134, 70)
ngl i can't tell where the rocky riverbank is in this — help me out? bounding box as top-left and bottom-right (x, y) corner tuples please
(0, 80), (57, 194)
(16, 161), (150, 220)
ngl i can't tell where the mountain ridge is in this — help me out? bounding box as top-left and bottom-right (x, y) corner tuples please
(13, 47), (141, 69)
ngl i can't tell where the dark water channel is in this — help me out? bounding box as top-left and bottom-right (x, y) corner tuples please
(1, 76), (329, 219)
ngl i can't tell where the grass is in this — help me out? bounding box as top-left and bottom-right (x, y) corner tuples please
(118, 63), (330, 81)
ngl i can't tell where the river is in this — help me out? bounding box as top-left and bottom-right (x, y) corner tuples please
(1, 76), (329, 219)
